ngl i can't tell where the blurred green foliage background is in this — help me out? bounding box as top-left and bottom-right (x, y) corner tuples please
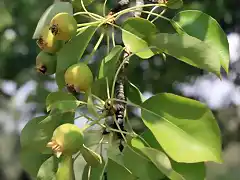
(1, 0), (240, 179)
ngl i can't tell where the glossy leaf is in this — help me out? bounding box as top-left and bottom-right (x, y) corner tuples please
(107, 146), (125, 166)
(33, 2), (73, 39)
(71, 0), (95, 10)
(82, 162), (106, 180)
(82, 165), (90, 180)
(131, 138), (183, 180)
(141, 129), (163, 150)
(49, 100), (82, 112)
(37, 156), (58, 180)
(20, 116), (49, 152)
(20, 113), (74, 153)
(83, 130), (104, 147)
(56, 26), (97, 89)
(58, 112), (75, 125)
(98, 45), (123, 79)
(122, 146), (149, 179)
(165, 0), (183, 9)
(91, 77), (110, 100)
(171, 161), (206, 180)
(140, 147), (184, 180)
(92, 46), (123, 100)
(20, 148), (51, 178)
(150, 33), (221, 76)
(126, 80), (144, 105)
(172, 10), (230, 73)
(87, 90), (100, 118)
(46, 91), (76, 112)
(56, 155), (75, 180)
(140, 130), (206, 180)
(122, 17), (157, 59)
(80, 145), (102, 167)
(123, 146), (164, 180)
(141, 93), (222, 163)
(107, 159), (136, 180)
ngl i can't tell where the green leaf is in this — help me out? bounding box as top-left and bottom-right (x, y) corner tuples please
(82, 165), (90, 180)
(106, 159), (136, 180)
(71, 0), (95, 10)
(91, 78), (109, 100)
(33, 2), (73, 39)
(165, 0), (183, 9)
(122, 17), (157, 59)
(171, 161), (206, 180)
(141, 93), (222, 163)
(126, 81), (144, 105)
(80, 145), (102, 167)
(140, 129), (206, 180)
(141, 129), (163, 150)
(56, 26), (97, 89)
(20, 116), (49, 152)
(83, 130), (104, 147)
(131, 138), (183, 180)
(150, 33), (221, 77)
(46, 91), (77, 112)
(87, 90), (100, 118)
(139, 148), (184, 180)
(59, 112), (75, 125)
(37, 156), (58, 180)
(123, 146), (164, 180)
(82, 162), (106, 180)
(50, 100), (82, 112)
(56, 155), (75, 180)
(20, 148), (51, 178)
(91, 46), (123, 100)
(172, 10), (230, 73)
(131, 138), (184, 180)
(107, 146), (125, 166)
(98, 45), (123, 79)
(20, 113), (74, 153)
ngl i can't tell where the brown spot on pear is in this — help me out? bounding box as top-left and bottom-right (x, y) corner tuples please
(50, 13), (77, 41)
(36, 26), (62, 53)
(64, 63), (93, 93)
(36, 51), (57, 75)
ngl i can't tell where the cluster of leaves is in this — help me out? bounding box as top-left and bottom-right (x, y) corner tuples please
(20, 0), (230, 179)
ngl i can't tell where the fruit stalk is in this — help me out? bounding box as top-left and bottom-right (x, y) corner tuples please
(56, 155), (75, 180)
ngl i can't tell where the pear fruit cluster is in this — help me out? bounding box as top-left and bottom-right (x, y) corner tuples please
(34, 12), (93, 92)
(35, 12), (77, 76)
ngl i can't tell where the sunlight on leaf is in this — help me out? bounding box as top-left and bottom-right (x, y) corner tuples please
(141, 93), (223, 163)
(122, 17), (157, 59)
(172, 10), (230, 73)
(150, 33), (221, 77)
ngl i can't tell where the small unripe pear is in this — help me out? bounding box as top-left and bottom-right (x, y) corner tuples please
(36, 51), (57, 75)
(64, 63), (93, 93)
(50, 13), (77, 41)
(36, 26), (62, 53)
(47, 123), (84, 157)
